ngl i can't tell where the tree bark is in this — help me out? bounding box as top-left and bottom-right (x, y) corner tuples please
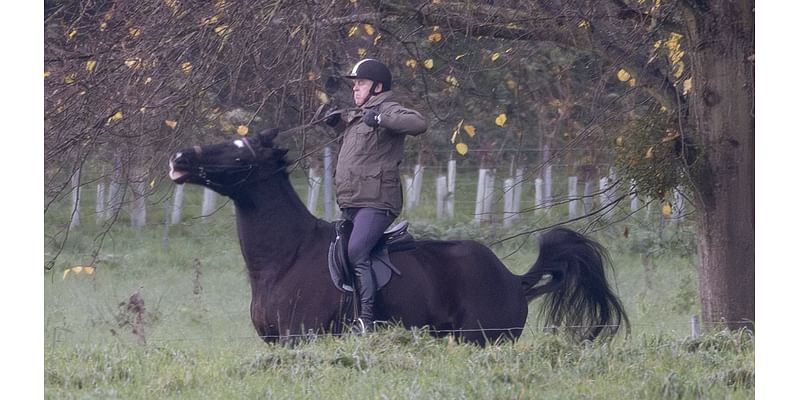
(684, 1), (755, 330)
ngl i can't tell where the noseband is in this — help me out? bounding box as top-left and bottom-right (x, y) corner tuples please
(191, 137), (260, 191)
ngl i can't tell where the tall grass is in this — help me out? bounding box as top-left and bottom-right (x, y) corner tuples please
(44, 173), (752, 399)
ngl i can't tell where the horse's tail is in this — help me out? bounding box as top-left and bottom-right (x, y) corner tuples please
(520, 227), (629, 342)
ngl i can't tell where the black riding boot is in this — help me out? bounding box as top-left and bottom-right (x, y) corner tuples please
(353, 259), (376, 333)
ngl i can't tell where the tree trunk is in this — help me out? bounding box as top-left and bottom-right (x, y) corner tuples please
(685, 2), (754, 330)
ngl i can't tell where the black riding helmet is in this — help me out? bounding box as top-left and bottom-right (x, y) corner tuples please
(344, 59), (392, 96)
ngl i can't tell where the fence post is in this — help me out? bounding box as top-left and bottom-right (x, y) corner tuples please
(544, 164), (553, 209)
(672, 186), (685, 224)
(599, 176), (610, 214)
(503, 178), (517, 227)
(129, 167), (147, 228)
(69, 168), (81, 229)
(307, 167), (321, 215)
(474, 169), (495, 224)
(568, 176), (578, 219)
(106, 154), (124, 221)
(162, 194), (171, 250)
(323, 147), (333, 221)
(583, 180), (593, 215)
(513, 168), (524, 215)
(201, 188), (216, 222)
(404, 176), (415, 210)
(630, 180), (640, 213)
(534, 178), (543, 214)
(171, 185), (184, 225)
(411, 164), (424, 209)
(447, 159), (456, 218)
(691, 315), (701, 338)
(95, 182), (106, 225)
(436, 175), (447, 219)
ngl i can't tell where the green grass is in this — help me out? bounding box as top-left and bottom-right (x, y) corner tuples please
(44, 174), (752, 399)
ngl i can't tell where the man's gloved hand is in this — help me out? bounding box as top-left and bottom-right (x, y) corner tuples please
(363, 109), (380, 127)
(324, 111), (341, 127)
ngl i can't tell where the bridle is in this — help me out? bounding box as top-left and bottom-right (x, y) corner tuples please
(191, 136), (259, 192)
(186, 106), (362, 190)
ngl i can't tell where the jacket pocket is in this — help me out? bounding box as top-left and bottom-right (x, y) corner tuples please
(352, 167), (382, 201)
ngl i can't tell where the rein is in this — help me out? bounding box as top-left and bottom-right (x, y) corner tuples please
(276, 107), (361, 171)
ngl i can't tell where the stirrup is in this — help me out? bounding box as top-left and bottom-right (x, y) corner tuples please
(351, 318), (372, 335)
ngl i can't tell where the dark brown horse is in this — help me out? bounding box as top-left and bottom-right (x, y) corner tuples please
(169, 129), (628, 345)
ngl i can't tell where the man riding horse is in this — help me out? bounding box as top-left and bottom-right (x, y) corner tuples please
(324, 59), (428, 334)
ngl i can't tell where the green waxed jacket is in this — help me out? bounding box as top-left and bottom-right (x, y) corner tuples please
(333, 91), (427, 216)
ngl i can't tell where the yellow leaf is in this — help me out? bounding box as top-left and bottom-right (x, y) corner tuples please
(129, 27), (142, 37)
(145, 77), (152, 85)
(661, 130), (680, 143)
(505, 79), (517, 91)
(62, 269), (70, 280)
(423, 59), (434, 69)
(237, 125), (249, 136)
(67, 28), (77, 40)
(64, 73), (77, 84)
(44, 71), (51, 78)
(84, 266), (95, 275)
(455, 54), (466, 60)
(428, 27), (442, 42)
(455, 143), (468, 155)
(578, 19), (589, 29)
(107, 111), (123, 125)
(672, 60), (685, 78)
(316, 90), (330, 104)
(373, 34), (382, 46)
(644, 146), (654, 159)
(86, 60), (97, 72)
(214, 25), (231, 36)
(181, 62), (193, 73)
(364, 24), (375, 36)
(617, 69), (631, 82)
(165, 120), (178, 129)
(495, 113), (507, 127)
(628, 78), (636, 87)
(445, 75), (459, 87)
(682, 77), (692, 95)
(124, 58), (140, 68)
(357, 48), (367, 58)
(348, 25), (359, 37)
(450, 120), (464, 144)
(100, 22), (107, 31)
(405, 59), (417, 69)
(463, 124), (476, 137)
(491, 52), (500, 62)
(653, 40), (662, 49)
(71, 266), (84, 274)
(149, 179), (156, 189)
(615, 136), (624, 146)
(140, 107), (146, 113)
(661, 202), (673, 217)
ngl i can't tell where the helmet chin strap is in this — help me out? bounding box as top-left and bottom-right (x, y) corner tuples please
(355, 82), (382, 107)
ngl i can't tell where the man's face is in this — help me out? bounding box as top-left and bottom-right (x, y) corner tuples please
(352, 78), (381, 107)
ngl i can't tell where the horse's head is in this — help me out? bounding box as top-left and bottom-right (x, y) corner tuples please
(168, 128), (288, 196)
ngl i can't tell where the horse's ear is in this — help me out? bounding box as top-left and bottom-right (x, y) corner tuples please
(256, 128), (280, 147)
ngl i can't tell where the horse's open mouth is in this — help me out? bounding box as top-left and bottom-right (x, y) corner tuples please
(169, 160), (190, 184)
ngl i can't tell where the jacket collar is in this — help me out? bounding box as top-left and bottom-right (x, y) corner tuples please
(345, 90), (393, 123)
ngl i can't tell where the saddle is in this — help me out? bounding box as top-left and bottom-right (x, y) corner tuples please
(327, 219), (415, 294)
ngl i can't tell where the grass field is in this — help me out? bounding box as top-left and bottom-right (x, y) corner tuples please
(43, 175), (754, 399)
